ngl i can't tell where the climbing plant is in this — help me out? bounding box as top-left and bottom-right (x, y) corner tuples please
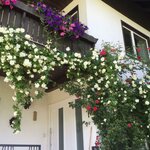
(0, 27), (150, 149)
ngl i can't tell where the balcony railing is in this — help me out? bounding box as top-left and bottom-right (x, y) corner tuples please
(0, 1), (97, 90)
(0, 1), (97, 53)
(0, 144), (41, 150)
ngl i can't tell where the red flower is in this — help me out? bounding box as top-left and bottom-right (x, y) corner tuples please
(95, 141), (101, 147)
(93, 106), (98, 112)
(127, 123), (132, 128)
(95, 100), (100, 104)
(100, 49), (107, 56)
(136, 48), (141, 53)
(137, 56), (141, 60)
(86, 105), (91, 111)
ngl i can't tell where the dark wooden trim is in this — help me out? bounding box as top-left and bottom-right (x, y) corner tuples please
(59, 108), (64, 150)
(66, 5), (79, 17)
(81, 33), (98, 44)
(75, 102), (84, 150)
(14, 1), (39, 18)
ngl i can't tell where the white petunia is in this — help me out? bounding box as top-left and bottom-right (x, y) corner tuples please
(147, 85), (150, 89)
(30, 74), (34, 78)
(13, 111), (17, 117)
(132, 74), (137, 80)
(135, 99), (139, 103)
(43, 66), (48, 71)
(24, 41), (29, 45)
(15, 64), (20, 69)
(17, 76), (22, 81)
(41, 76), (46, 80)
(101, 57), (105, 62)
(118, 51), (125, 60)
(10, 60), (16, 66)
(34, 48), (38, 53)
(20, 52), (27, 57)
(35, 90), (39, 95)
(0, 36), (4, 42)
(102, 69), (106, 74)
(74, 53), (81, 58)
(4, 77), (9, 82)
(6, 72), (11, 76)
(66, 47), (70, 51)
(35, 83), (40, 88)
(25, 34), (31, 40)
(23, 59), (32, 67)
(104, 119), (107, 122)
(7, 55), (13, 60)
(129, 64), (133, 69)
(25, 91), (29, 95)
(41, 83), (47, 89)
(145, 101), (149, 105)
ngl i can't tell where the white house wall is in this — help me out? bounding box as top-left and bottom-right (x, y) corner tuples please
(0, 77), (49, 149)
(0, 76), (97, 150)
(85, 0), (150, 49)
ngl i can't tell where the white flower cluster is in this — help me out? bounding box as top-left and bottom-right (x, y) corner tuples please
(0, 27), (58, 131)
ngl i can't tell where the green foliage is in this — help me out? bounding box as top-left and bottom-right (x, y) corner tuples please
(0, 27), (150, 149)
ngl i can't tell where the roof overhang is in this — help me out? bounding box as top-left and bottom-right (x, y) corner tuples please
(102, 0), (150, 31)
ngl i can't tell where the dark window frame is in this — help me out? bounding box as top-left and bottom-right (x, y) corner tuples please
(121, 21), (150, 61)
(66, 5), (79, 21)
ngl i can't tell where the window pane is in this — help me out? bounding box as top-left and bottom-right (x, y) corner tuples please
(122, 27), (134, 55)
(134, 34), (149, 63)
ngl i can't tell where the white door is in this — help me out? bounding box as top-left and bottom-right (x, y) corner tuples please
(49, 99), (77, 150)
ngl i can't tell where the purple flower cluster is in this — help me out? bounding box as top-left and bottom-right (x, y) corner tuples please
(35, 2), (88, 39)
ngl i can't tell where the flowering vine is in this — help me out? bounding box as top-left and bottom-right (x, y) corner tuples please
(0, 27), (150, 149)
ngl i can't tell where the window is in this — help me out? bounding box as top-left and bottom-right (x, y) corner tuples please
(66, 6), (79, 21)
(122, 21), (150, 63)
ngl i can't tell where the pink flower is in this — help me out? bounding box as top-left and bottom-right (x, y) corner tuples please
(30, 4), (35, 7)
(100, 49), (107, 56)
(4, 0), (10, 5)
(10, 5), (13, 9)
(70, 23), (76, 27)
(42, 4), (46, 8)
(60, 26), (66, 31)
(86, 105), (91, 111)
(69, 27), (73, 31)
(127, 123), (132, 128)
(75, 35), (79, 39)
(60, 32), (66, 37)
